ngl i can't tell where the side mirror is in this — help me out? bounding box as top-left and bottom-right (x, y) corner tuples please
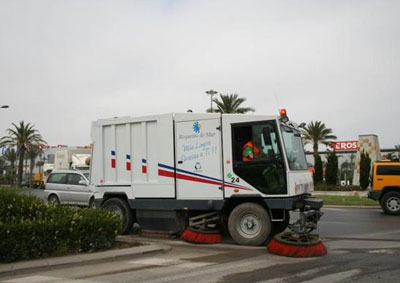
(79, 180), (89, 186)
(262, 127), (272, 145)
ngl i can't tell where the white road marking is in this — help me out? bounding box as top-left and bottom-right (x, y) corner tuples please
(299, 269), (361, 283)
(138, 255), (313, 283)
(369, 249), (395, 255)
(174, 261), (213, 268)
(128, 257), (213, 268)
(128, 257), (178, 266)
(1, 276), (98, 283)
(2, 276), (62, 283)
(258, 266), (333, 283)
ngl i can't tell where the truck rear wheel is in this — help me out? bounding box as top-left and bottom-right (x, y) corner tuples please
(381, 192), (400, 215)
(102, 198), (133, 234)
(228, 202), (271, 246)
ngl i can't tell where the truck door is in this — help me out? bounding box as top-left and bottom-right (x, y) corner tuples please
(175, 119), (223, 200)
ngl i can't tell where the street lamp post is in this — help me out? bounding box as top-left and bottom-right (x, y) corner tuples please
(205, 90), (218, 112)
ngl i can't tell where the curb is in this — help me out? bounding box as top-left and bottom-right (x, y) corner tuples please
(0, 238), (170, 277)
(313, 191), (368, 197)
(324, 205), (380, 209)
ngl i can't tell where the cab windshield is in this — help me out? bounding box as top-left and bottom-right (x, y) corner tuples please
(280, 124), (307, 170)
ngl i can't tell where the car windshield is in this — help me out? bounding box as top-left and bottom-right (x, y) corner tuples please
(83, 173), (90, 180)
(280, 124), (308, 170)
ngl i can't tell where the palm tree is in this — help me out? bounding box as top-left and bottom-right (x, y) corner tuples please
(2, 147), (17, 185)
(207, 94), (255, 114)
(395, 144), (400, 159)
(26, 144), (43, 186)
(0, 121), (46, 187)
(0, 156), (5, 181)
(301, 121), (337, 157)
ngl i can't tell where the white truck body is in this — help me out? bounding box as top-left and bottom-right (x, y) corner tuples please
(91, 113), (319, 245)
(54, 149), (91, 171)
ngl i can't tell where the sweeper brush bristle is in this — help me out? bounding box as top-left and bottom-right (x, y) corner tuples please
(267, 233), (327, 257)
(181, 228), (223, 244)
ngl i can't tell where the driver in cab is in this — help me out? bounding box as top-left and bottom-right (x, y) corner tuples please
(242, 135), (262, 161)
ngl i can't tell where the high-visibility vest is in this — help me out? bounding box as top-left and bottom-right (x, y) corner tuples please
(242, 141), (261, 161)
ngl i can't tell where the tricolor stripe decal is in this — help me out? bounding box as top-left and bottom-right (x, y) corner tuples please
(126, 154), (131, 171)
(111, 150), (116, 168)
(142, 159), (147, 174)
(158, 163), (252, 191)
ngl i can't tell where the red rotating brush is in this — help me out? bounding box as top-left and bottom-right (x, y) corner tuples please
(181, 227), (223, 244)
(267, 232), (327, 257)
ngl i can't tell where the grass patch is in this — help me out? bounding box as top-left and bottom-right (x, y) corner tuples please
(314, 184), (365, 191)
(315, 195), (379, 206)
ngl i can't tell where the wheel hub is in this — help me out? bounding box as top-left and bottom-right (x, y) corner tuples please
(238, 214), (261, 238)
(245, 219), (255, 230)
(388, 197), (400, 211)
(110, 205), (123, 218)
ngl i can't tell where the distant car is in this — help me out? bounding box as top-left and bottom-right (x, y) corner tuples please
(44, 170), (94, 207)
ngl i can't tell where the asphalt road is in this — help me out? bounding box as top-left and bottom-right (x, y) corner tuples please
(2, 206), (400, 283)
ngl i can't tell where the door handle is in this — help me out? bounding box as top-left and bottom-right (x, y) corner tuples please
(178, 161), (183, 164)
(377, 178), (383, 181)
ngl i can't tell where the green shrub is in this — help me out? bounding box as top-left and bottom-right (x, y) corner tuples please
(360, 151), (371, 189)
(325, 151), (338, 185)
(0, 189), (121, 262)
(313, 155), (323, 184)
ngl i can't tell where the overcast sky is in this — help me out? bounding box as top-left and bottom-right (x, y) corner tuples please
(0, 0), (399, 149)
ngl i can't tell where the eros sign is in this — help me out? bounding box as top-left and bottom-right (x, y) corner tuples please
(331, 141), (359, 151)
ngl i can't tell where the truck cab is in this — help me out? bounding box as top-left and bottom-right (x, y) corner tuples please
(368, 161), (400, 214)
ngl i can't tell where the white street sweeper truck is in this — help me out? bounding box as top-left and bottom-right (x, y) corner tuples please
(91, 111), (323, 246)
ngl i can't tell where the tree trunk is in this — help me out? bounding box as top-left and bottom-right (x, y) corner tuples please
(313, 144), (319, 157)
(17, 148), (25, 187)
(30, 158), (35, 187)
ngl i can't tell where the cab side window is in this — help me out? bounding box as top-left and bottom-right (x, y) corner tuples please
(231, 121), (286, 195)
(377, 166), (400, 175)
(67, 174), (84, 185)
(47, 173), (67, 184)
(232, 123), (281, 162)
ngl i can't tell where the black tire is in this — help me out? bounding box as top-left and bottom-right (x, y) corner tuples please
(48, 194), (60, 205)
(272, 210), (290, 235)
(228, 202), (271, 246)
(102, 198), (133, 234)
(381, 192), (400, 215)
(88, 197), (95, 208)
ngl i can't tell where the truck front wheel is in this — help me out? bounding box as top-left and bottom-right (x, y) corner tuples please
(102, 198), (134, 234)
(381, 192), (400, 215)
(228, 203), (271, 246)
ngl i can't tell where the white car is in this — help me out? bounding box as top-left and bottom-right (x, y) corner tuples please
(44, 170), (94, 207)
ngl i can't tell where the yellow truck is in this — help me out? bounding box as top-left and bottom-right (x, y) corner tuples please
(31, 173), (44, 188)
(368, 161), (400, 215)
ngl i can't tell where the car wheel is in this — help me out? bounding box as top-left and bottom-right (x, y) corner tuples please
(88, 197), (95, 208)
(228, 202), (271, 246)
(48, 194), (60, 205)
(102, 198), (133, 234)
(381, 192), (400, 215)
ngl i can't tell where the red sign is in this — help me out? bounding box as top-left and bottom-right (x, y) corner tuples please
(331, 141), (359, 151)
